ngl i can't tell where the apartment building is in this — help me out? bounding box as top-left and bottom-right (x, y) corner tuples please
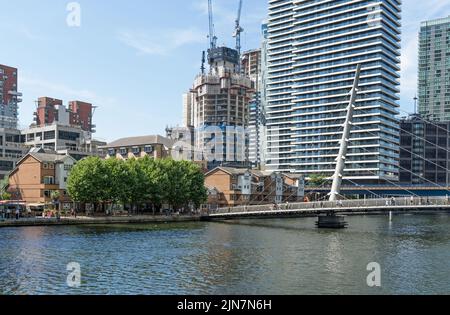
(242, 45), (267, 168)
(0, 64), (21, 129)
(418, 16), (450, 121)
(34, 97), (95, 133)
(205, 167), (305, 208)
(266, 0), (401, 183)
(99, 135), (174, 160)
(8, 151), (76, 208)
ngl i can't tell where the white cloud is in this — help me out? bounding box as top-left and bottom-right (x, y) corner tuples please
(117, 27), (205, 56)
(19, 75), (118, 110)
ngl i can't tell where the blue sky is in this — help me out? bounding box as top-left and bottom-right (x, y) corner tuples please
(0, 0), (449, 142)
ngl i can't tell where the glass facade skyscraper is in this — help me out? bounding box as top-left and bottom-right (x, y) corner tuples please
(266, 0), (401, 183)
(418, 16), (450, 122)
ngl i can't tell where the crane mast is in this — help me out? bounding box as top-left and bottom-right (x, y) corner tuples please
(233, 0), (244, 68)
(208, 0), (217, 50)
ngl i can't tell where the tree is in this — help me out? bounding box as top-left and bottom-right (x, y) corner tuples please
(1, 191), (11, 201)
(51, 190), (61, 212)
(308, 173), (331, 187)
(0, 176), (9, 199)
(67, 157), (209, 215)
(67, 157), (110, 211)
(184, 162), (208, 209)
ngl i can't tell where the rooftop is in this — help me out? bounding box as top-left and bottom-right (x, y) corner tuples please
(102, 135), (174, 149)
(421, 15), (450, 27)
(29, 152), (71, 163)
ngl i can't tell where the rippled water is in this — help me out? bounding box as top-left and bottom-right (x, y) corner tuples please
(1, 214), (450, 295)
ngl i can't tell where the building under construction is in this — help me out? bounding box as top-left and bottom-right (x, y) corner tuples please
(183, 0), (254, 169)
(183, 47), (254, 169)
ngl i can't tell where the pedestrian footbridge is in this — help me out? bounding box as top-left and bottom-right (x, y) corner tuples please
(205, 197), (450, 221)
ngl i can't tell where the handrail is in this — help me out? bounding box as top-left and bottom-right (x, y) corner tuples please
(213, 197), (450, 215)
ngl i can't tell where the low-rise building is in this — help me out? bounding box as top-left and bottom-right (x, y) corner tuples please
(0, 128), (27, 179)
(8, 152), (76, 209)
(204, 167), (305, 208)
(22, 123), (104, 160)
(99, 135), (174, 160)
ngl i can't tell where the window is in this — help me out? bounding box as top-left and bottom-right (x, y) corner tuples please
(64, 164), (72, 171)
(108, 149), (115, 156)
(43, 176), (54, 185)
(144, 146), (153, 153)
(120, 148), (128, 155)
(132, 147), (140, 154)
(48, 163), (54, 170)
(44, 190), (51, 198)
(43, 163), (48, 169)
(44, 131), (56, 140)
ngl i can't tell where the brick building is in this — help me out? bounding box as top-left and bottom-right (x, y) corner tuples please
(99, 135), (174, 160)
(204, 167), (305, 208)
(0, 64), (22, 129)
(34, 97), (95, 133)
(8, 151), (76, 209)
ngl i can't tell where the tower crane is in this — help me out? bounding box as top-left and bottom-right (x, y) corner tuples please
(208, 0), (217, 50)
(233, 0), (244, 60)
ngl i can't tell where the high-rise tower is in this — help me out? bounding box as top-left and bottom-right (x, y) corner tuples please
(0, 64), (21, 129)
(266, 0), (401, 183)
(418, 16), (450, 121)
(183, 47), (254, 169)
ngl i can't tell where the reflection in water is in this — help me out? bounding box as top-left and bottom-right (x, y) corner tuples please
(1, 214), (450, 295)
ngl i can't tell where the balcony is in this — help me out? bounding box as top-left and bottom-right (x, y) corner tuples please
(8, 91), (22, 97)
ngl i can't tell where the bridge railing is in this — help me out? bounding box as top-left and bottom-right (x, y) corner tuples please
(212, 197), (450, 215)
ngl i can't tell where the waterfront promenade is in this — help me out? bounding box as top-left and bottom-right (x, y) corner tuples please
(0, 214), (202, 228)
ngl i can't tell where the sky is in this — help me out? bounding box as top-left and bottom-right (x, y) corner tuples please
(0, 0), (449, 143)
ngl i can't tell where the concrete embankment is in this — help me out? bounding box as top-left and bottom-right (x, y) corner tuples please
(0, 215), (204, 228)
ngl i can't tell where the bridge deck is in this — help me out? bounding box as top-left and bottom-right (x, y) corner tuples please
(207, 197), (450, 219)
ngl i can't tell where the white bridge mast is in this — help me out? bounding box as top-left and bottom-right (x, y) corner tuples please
(329, 64), (362, 202)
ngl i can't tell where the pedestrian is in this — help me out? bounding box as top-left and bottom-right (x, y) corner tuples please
(410, 196), (414, 206)
(391, 197), (396, 206)
(15, 208), (20, 220)
(6, 208), (11, 219)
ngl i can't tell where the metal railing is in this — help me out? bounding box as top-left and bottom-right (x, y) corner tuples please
(212, 197), (450, 215)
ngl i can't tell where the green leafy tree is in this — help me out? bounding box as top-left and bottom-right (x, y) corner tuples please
(308, 173), (331, 187)
(1, 191), (11, 201)
(67, 156), (208, 214)
(67, 157), (110, 211)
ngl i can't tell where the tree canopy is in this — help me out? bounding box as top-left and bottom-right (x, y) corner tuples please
(67, 157), (208, 211)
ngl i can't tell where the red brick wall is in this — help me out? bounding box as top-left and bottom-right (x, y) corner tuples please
(0, 64), (17, 105)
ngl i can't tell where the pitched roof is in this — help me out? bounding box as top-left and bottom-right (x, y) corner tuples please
(205, 167), (273, 178)
(9, 153), (75, 177)
(29, 153), (73, 163)
(102, 135), (174, 149)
